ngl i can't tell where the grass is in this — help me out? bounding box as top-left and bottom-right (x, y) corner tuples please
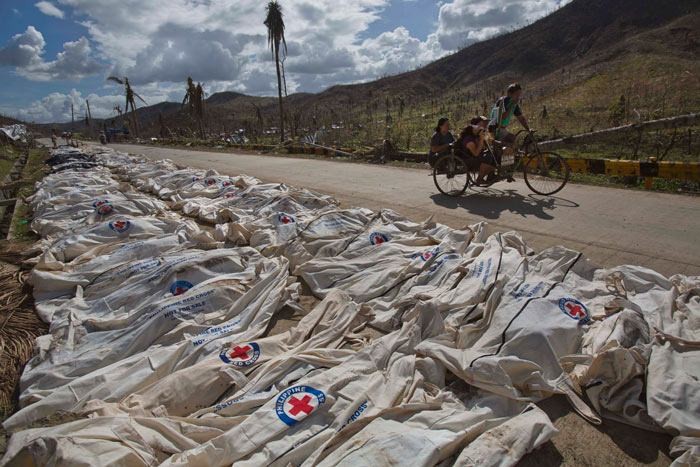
(8, 148), (47, 241)
(0, 144), (21, 179)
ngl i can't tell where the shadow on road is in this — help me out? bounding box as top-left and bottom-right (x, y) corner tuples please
(430, 187), (580, 220)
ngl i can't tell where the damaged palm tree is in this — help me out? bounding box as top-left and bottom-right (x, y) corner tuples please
(195, 82), (205, 137)
(182, 77), (197, 115)
(264, 1), (287, 143)
(107, 76), (147, 137)
(182, 78), (206, 138)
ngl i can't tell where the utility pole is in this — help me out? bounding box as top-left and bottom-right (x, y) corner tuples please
(86, 100), (93, 127)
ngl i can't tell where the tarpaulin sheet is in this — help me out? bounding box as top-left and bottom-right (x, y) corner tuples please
(0, 124), (29, 143)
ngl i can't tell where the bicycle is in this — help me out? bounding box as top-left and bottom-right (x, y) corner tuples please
(432, 129), (570, 196)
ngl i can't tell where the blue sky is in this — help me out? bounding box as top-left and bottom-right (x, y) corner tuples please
(362, 0), (438, 41)
(0, 0), (569, 123)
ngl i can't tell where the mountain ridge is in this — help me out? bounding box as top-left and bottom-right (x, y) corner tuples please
(37, 0), (699, 144)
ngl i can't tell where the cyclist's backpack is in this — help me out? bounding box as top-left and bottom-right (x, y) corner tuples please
(489, 98), (504, 130)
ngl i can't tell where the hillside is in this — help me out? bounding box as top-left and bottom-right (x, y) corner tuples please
(41, 0), (700, 152)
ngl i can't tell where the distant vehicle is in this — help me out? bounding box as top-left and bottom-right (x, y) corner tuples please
(106, 127), (129, 143)
(223, 134), (248, 144)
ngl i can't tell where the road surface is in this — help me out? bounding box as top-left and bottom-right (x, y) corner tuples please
(106, 143), (699, 277)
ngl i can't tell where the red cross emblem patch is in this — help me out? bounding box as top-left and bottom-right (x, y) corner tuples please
(278, 213), (296, 225)
(219, 342), (260, 366)
(369, 232), (390, 245)
(108, 218), (131, 233)
(275, 385), (326, 426)
(558, 298), (590, 324)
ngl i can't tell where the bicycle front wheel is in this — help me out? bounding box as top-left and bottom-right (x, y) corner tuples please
(433, 154), (469, 196)
(522, 152), (570, 195)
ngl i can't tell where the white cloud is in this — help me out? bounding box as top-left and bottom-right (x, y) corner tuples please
(436, 0), (568, 50)
(10, 85), (179, 123)
(35, 1), (65, 19)
(10, 89), (118, 123)
(53, 0), (570, 96)
(0, 26), (46, 68)
(57, 0), (399, 92)
(123, 24), (257, 84)
(356, 27), (441, 77)
(0, 26), (102, 81)
(23, 37), (103, 81)
(4, 0), (574, 122)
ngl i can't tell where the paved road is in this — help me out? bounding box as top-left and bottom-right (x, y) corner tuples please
(106, 143), (699, 276)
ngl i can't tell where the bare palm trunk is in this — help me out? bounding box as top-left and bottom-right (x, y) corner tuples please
(274, 47), (285, 142)
(131, 107), (139, 137)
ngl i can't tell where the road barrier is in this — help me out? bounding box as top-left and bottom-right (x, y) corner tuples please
(564, 157), (700, 181)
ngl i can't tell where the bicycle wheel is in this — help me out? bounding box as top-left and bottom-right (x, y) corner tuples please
(522, 151), (570, 195)
(433, 154), (470, 196)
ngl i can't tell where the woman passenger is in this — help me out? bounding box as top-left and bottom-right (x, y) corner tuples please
(428, 117), (455, 167)
(457, 116), (497, 185)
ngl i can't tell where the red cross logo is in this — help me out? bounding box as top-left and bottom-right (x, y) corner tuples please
(370, 232), (389, 245)
(278, 213), (296, 225)
(275, 385), (325, 425)
(559, 298), (589, 323)
(288, 395), (314, 416)
(229, 345), (251, 360)
(566, 302), (586, 319)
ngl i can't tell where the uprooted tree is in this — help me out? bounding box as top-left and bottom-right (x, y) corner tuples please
(107, 76), (148, 137)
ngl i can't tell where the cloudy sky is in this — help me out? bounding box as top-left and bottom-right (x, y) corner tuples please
(0, 0), (569, 123)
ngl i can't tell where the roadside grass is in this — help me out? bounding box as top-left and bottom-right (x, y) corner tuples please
(9, 148), (47, 241)
(0, 144), (21, 179)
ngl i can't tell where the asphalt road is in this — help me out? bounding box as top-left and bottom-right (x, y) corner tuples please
(105, 143), (699, 277)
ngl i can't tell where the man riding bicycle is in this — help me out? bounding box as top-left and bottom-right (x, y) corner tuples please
(489, 83), (531, 147)
(432, 82), (570, 197)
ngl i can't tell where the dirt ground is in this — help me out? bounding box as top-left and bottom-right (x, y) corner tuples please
(524, 397), (672, 466)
